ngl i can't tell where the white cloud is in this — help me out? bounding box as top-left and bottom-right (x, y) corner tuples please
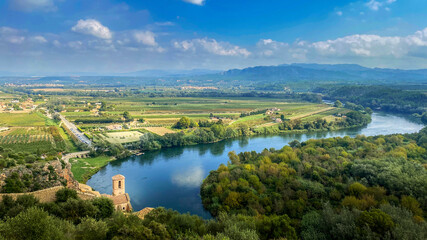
(67, 41), (83, 50)
(31, 36), (47, 43)
(52, 40), (61, 47)
(174, 38), (251, 57)
(256, 27), (427, 60)
(366, 0), (381, 11)
(183, 0), (205, 6)
(336, 11), (343, 16)
(257, 39), (289, 56)
(10, 0), (57, 12)
(0, 27), (25, 44)
(72, 19), (112, 39)
(366, 0), (397, 11)
(133, 31), (157, 46)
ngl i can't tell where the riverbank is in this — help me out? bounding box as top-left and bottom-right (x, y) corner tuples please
(86, 112), (425, 217)
(73, 112), (372, 184)
(70, 155), (116, 183)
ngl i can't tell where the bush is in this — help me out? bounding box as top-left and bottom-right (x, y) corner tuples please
(55, 188), (78, 203)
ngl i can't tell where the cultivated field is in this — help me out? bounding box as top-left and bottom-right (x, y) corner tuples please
(143, 127), (176, 136)
(0, 126), (66, 153)
(61, 97), (334, 127)
(101, 131), (144, 144)
(0, 112), (46, 126)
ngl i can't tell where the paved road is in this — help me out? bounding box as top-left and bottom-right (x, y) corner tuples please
(59, 114), (92, 147)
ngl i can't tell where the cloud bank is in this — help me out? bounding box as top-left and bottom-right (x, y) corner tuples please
(2, 20), (427, 73)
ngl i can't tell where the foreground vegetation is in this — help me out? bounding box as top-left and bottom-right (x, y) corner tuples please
(0, 188), (296, 240)
(200, 127), (427, 239)
(1, 128), (427, 240)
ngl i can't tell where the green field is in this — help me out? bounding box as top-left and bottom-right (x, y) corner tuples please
(231, 114), (267, 125)
(0, 113), (46, 126)
(70, 156), (114, 183)
(101, 131), (144, 144)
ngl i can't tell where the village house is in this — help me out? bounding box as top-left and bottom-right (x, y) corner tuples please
(266, 108), (281, 115)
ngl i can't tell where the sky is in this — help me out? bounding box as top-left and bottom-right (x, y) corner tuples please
(1, 0), (427, 74)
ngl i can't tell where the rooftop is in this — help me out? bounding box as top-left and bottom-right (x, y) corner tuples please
(112, 174), (125, 181)
(102, 193), (130, 205)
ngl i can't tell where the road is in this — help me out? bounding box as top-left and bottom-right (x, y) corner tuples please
(59, 114), (92, 147)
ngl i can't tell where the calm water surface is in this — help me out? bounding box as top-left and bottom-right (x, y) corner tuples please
(87, 113), (424, 218)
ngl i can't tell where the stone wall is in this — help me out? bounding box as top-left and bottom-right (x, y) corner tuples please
(0, 186), (98, 203)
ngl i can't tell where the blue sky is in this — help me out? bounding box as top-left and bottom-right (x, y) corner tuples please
(1, 0), (427, 74)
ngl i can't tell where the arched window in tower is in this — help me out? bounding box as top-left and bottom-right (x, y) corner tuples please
(118, 181), (121, 189)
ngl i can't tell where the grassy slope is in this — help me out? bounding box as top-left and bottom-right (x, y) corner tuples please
(70, 156), (114, 183)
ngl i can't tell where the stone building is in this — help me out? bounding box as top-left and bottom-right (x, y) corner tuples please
(102, 174), (132, 212)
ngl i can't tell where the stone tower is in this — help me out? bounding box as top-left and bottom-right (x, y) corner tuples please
(112, 174), (125, 196)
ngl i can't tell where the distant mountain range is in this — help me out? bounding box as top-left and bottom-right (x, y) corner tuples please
(217, 63), (427, 84)
(2, 64), (427, 86)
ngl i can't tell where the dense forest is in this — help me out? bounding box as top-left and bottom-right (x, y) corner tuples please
(201, 127), (427, 239)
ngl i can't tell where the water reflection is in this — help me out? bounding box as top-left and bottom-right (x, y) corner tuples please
(238, 138), (249, 148)
(87, 112), (424, 218)
(172, 166), (205, 188)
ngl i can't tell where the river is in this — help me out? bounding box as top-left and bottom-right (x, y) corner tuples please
(87, 112), (425, 218)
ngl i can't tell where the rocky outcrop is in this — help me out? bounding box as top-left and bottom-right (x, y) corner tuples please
(0, 158), (79, 193)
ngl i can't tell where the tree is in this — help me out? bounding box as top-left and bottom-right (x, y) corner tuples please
(175, 117), (191, 129)
(334, 100), (343, 108)
(421, 112), (427, 125)
(123, 111), (133, 121)
(0, 207), (74, 240)
(55, 188), (78, 203)
(401, 196), (423, 216)
(92, 198), (114, 220)
(211, 124), (225, 138)
(52, 113), (61, 122)
(100, 102), (107, 111)
(75, 218), (108, 240)
(357, 209), (395, 237)
(2, 173), (25, 193)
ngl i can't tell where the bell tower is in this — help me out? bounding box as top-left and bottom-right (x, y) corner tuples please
(112, 174), (125, 196)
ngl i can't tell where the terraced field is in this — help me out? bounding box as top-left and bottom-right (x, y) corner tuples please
(0, 126), (66, 153)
